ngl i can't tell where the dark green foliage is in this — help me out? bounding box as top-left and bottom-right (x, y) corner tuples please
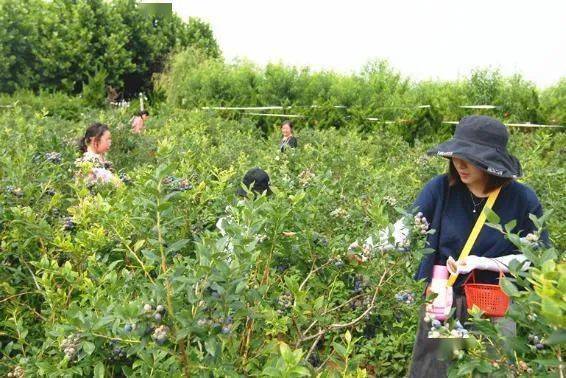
(0, 0), (220, 99)
(158, 50), (565, 140)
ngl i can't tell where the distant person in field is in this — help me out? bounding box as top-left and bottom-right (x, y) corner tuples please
(131, 110), (150, 134)
(279, 120), (298, 152)
(76, 122), (121, 186)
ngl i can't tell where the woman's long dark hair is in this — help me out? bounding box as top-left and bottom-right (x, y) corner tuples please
(79, 122), (109, 153)
(448, 159), (512, 193)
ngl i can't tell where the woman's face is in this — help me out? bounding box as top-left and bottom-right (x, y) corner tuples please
(92, 130), (112, 154)
(281, 124), (292, 137)
(452, 157), (487, 187)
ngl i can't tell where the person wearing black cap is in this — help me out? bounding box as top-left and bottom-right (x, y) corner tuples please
(216, 168), (272, 250)
(236, 167), (272, 198)
(279, 120), (298, 152)
(406, 115), (549, 377)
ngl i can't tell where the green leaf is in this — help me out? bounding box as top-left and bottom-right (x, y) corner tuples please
(205, 338), (218, 357)
(133, 239), (145, 252)
(504, 219), (517, 233)
(94, 361), (105, 378)
(332, 342), (348, 357)
(546, 329), (566, 345)
(82, 341), (95, 356)
(500, 278), (519, 297)
(484, 208), (500, 225)
(167, 239), (190, 253)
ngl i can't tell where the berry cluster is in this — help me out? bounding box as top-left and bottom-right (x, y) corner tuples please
(196, 315), (234, 334)
(107, 339), (127, 363)
(352, 275), (369, 294)
(424, 318), (469, 339)
(162, 176), (192, 192)
(312, 233), (328, 247)
(119, 172), (132, 185)
(62, 217), (76, 231)
(521, 232), (541, 247)
(45, 152), (62, 164)
(7, 366), (24, 378)
(331, 256), (345, 267)
(383, 195), (398, 207)
(348, 240), (373, 262)
(143, 303), (166, 322)
(61, 333), (82, 360)
(5, 186), (24, 198)
(298, 169), (315, 187)
(350, 295), (371, 310)
(152, 325), (170, 345)
(394, 291), (415, 304)
(45, 188), (56, 196)
(330, 207), (348, 219)
(414, 212), (430, 235)
(277, 292), (293, 313)
(528, 334), (545, 350)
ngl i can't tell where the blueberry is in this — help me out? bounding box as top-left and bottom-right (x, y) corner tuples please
(221, 326), (231, 334)
(156, 336), (166, 345)
(431, 319), (441, 328)
(156, 305), (165, 313)
(225, 316), (233, 324)
(62, 218), (75, 231)
(124, 324), (132, 332)
(536, 343), (544, 350)
(154, 313), (162, 322)
(353, 279), (362, 293)
(308, 353), (321, 367)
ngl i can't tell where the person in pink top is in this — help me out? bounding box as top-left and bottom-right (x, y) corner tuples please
(131, 110), (150, 134)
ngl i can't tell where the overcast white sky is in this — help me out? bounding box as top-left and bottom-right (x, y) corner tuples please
(167, 0), (564, 88)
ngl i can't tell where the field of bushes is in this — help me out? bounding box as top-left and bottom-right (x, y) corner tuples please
(0, 1), (564, 375)
(0, 92), (564, 376)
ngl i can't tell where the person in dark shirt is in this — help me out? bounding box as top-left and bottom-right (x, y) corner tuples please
(407, 115), (548, 377)
(279, 120), (298, 152)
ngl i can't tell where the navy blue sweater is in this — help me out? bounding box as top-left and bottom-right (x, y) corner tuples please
(413, 175), (548, 287)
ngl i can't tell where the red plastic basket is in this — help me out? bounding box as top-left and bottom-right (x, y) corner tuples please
(463, 270), (510, 318)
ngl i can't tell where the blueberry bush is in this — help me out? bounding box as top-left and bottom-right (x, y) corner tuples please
(0, 98), (564, 376)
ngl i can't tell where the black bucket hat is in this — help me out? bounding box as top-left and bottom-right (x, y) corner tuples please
(427, 115), (522, 178)
(237, 168), (272, 197)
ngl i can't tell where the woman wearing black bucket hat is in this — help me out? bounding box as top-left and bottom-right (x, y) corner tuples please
(405, 115), (549, 377)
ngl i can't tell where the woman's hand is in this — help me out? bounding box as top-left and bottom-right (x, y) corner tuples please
(447, 256), (484, 274)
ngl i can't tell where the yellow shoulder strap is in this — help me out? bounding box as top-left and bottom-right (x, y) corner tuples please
(447, 186), (502, 287)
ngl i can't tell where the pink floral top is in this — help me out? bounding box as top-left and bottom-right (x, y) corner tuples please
(75, 151), (119, 185)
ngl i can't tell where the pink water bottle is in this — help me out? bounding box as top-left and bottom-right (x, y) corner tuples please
(429, 265), (449, 321)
